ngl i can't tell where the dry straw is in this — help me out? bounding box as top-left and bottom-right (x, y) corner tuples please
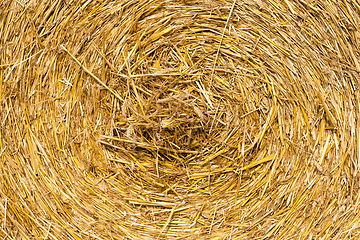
(1, 0), (360, 239)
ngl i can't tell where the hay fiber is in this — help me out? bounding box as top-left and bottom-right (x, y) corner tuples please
(1, 0), (360, 239)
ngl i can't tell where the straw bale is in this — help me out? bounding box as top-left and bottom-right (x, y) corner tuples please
(1, 0), (360, 239)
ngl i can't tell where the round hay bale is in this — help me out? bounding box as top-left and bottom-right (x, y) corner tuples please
(1, 0), (360, 239)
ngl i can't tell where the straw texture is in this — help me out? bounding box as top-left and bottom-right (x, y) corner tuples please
(1, 0), (360, 239)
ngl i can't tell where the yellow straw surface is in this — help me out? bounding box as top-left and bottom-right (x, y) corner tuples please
(1, 0), (360, 239)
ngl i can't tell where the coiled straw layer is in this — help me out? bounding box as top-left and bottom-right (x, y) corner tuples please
(1, 0), (360, 239)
